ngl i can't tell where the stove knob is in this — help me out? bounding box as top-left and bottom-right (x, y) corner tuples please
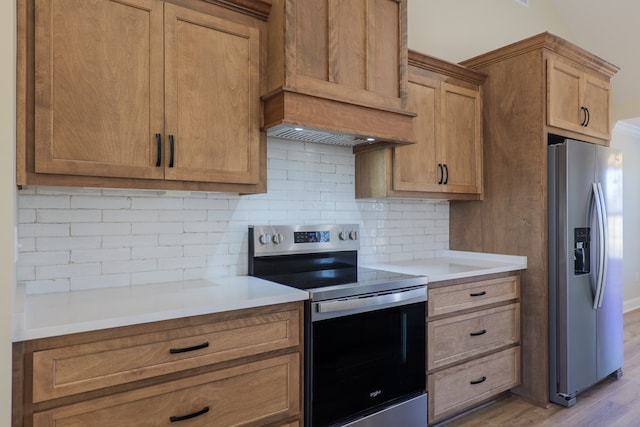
(339, 231), (348, 241)
(349, 230), (358, 240)
(272, 233), (284, 244)
(259, 233), (271, 245)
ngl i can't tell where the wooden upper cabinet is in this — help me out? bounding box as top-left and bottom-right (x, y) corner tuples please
(20, 0), (269, 193)
(439, 82), (482, 194)
(547, 58), (612, 141)
(164, 4), (260, 185)
(355, 51), (484, 200)
(34, 0), (165, 180)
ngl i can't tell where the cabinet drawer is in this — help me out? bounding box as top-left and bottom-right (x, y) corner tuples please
(428, 275), (519, 317)
(33, 353), (300, 427)
(32, 309), (300, 402)
(428, 346), (520, 423)
(428, 303), (520, 370)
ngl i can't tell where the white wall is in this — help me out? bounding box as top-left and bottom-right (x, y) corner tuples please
(1, 0), (16, 424)
(612, 124), (640, 312)
(408, 0), (570, 62)
(17, 139), (449, 294)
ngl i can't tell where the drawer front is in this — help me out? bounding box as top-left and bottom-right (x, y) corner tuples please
(428, 346), (520, 423)
(32, 308), (301, 402)
(428, 275), (519, 317)
(33, 353), (300, 427)
(428, 303), (520, 370)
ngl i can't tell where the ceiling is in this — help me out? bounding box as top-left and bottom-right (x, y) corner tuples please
(551, 0), (640, 128)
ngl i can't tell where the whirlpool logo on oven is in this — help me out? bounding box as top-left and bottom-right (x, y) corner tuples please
(369, 389), (383, 398)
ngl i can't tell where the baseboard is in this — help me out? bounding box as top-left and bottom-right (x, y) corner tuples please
(623, 297), (640, 313)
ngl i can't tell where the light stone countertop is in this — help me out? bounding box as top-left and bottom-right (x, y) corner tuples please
(12, 276), (309, 342)
(13, 250), (526, 342)
(365, 250), (527, 283)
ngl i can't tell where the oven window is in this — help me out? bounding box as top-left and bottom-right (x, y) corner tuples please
(311, 302), (426, 426)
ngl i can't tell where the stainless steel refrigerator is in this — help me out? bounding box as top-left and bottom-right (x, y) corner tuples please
(548, 137), (623, 407)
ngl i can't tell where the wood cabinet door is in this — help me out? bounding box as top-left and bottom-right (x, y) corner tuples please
(163, 4), (261, 184)
(392, 77), (441, 193)
(547, 58), (611, 141)
(34, 0), (165, 179)
(440, 83), (482, 194)
(582, 74), (612, 140)
(547, 59), (584, 134)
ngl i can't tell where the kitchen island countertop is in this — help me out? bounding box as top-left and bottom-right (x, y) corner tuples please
(365, 250), (527, 283)
(13, 276), (309, 342)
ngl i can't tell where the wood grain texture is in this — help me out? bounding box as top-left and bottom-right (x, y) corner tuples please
(14, 302), (304, 426)
(263, 0), (409, 142)
(436, 309), (640, 427)
(354, 50), (484, 200)
(34, 0), (165, 180)
(428, 303), (520, 370)
(450, 48), (549, 407)
(32, 354), (300, 427)
(164, 3), (261, 184)
(31, 309), (300, 402)
(429, 346), (520, 423)
(428, 275), (520, 318)
(19, 0), (268, 194)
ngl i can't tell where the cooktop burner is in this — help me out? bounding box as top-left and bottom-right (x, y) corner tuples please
(248, 224), (427, 301)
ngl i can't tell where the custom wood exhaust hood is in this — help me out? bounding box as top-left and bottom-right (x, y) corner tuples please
(262, 0), (416, 149)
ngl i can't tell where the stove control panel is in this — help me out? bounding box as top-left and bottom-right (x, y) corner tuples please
(250, 224), (360, 256)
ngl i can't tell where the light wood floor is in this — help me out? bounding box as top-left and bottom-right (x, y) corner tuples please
(440, 309), (640, 427)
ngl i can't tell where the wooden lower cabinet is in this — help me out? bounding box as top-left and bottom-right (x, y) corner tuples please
(427, 273), (521, 425)
(14, 302), (304, 427)
(429, 347), (520, 423)
(32, 354), (299, 427)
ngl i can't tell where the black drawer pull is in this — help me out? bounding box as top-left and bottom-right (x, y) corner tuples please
(470, 291), (487, 297)
(470, 329), (487, 337)
(170, 406), (209, 422)
(470, 376), (487, 385)
(169, 342), (209, 354)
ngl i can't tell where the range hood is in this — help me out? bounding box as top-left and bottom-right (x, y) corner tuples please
(262, 0), (416, 150)
(262, 89), (416, 149)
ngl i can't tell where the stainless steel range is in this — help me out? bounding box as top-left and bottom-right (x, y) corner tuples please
(248, 224), (428, 427)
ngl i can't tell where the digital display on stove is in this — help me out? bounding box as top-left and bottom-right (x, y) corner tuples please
(294, 231), (330, 243)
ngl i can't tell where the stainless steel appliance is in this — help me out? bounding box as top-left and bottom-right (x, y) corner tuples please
(248, 224), (428, 427)
(548, 137), (624, 407)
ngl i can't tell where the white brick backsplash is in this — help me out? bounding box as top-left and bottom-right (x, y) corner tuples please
(102, 259), (158, 274)
(72, 222), (131, 236)
(71, 196), (131, 209)
(71, 248), (130, 263)
(17, 139), (449, 294)
(38, 209), (101, 223)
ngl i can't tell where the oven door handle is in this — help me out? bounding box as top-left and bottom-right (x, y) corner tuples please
(315, 287), (426, 316)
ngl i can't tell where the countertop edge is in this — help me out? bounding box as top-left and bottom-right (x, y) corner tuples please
(13, 277), (309, 342)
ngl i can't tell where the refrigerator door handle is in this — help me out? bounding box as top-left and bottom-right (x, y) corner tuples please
(591, 182), (608, 310)
(596, 182), (609, 309)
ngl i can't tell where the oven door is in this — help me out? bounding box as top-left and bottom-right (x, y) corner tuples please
(310, 300), (426, 426)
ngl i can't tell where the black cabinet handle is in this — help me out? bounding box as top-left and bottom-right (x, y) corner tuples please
(470, 329), (487, 337)
(170, 406), (210, 423)
(470, 291), (486, 297)
(437, 163), (443, 184)
(584, 107), (590, 127)
(155, 133), (162, 167)
(580, 106), (588, 126)
(169, 341), (209, 354)
(470, 376), (487, 385)
(443, 164), (449, 185)
(169, 134), (175, 168)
